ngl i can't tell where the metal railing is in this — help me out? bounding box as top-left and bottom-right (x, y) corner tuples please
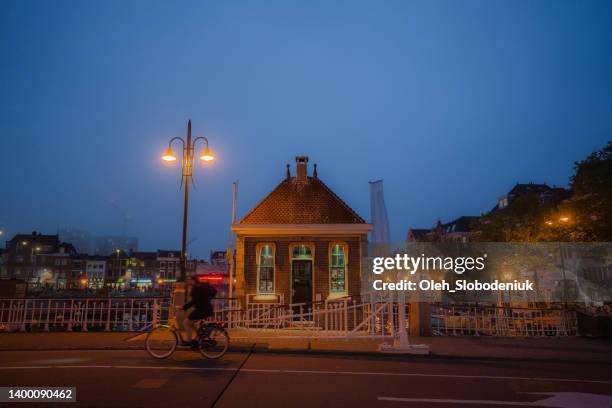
(0, 297), (578, 338)
(0, 298), (172, 332)
(431, 304), (578, 337)
(225, 298), (397, 338)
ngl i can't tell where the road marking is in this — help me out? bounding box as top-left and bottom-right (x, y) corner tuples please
(379, 392), (612, 408)
(379, 397), (533, 406)
(0, 365), (610, 385)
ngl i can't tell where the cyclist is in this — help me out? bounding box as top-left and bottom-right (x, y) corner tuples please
(182, 276), (217, 347)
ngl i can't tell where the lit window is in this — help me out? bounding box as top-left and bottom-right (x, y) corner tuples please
(292, 245), (312, 259)
(258, 245), (275, 293)
(330, 244), (347, 294)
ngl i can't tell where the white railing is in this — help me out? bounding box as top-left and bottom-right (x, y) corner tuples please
(431, 304), (578, 337)
(0, 298), (172, 332)
(225, 299), (398, 338)
(0, 297), (578, 338)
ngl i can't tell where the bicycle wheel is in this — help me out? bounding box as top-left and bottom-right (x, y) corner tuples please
(145, 326), (178, 359)
(198, 326), (229, 359)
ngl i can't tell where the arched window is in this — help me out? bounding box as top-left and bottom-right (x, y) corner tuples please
(330, 243), (347, 294)
(257, 244), (275, 294)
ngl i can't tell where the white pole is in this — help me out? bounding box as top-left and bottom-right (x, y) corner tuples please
(228, 181), (238, 302)
(396, 270), (410, 347)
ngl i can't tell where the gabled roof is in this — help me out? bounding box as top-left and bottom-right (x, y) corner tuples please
(508, 183), (551, 197)
(406, 228), (430, 241)
(10, 233), (59, 246)
(444, 216), (479, 233)
(239, 176), (365, 225)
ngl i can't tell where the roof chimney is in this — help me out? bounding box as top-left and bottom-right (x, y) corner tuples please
(295, 156), (309, 182)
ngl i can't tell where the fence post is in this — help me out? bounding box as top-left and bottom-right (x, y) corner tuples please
(370, 303), (375, 335)
(388, 302), (394, 337)
(128, 299), (134, 331)
(352, 300), (357, 331)
(81, 300), (89, 332)
(66, 300), (74, 332)
(20, 299), (28, 332)
(153, 300), (160, 327)
(105, 301), (111, 332)
(44, 300), (51, 332)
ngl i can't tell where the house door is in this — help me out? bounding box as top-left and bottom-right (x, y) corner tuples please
(292, 259), (312, 305)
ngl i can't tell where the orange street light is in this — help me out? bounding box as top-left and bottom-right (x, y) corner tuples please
(161, 120), (216, 282)
(162, 147), (177, 162)
(559, 216), (570, 223)
(80, 278), (88, 285)
(200, 146), (215, 162)
(545, 220), (553, 226)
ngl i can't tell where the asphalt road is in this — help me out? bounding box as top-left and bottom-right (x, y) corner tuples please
(1, 349), (611, 408)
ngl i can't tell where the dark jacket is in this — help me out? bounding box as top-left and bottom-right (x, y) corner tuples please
(183, 282), (217, 319)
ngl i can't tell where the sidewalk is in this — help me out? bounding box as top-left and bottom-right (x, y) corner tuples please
(1, 331), (610, 363)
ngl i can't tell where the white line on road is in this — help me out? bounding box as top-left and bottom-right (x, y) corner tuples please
(0, 365), (610, 385)
(378, 397), (534, 406)
(379, 392), (612, 407)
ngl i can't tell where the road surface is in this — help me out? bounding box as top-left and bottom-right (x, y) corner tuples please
(1, 349), (611, 407)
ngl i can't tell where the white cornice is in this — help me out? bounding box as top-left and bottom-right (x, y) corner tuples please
(230, 223), (372, 236)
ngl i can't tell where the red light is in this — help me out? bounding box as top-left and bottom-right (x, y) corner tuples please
(197, 274), (224, 282)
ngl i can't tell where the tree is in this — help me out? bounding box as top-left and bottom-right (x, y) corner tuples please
(474, 194), (553, 242)
(563, 141), (612, 241)
(475, 141), (612, 242)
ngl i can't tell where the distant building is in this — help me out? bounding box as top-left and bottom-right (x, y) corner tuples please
(105, 249), (129, 287)
(129, 251), (158, 287)
(210, 250), (227, 265)
(157, 250), (180, 281)
(407, 182), (571, 243)
(94, 236), (138, 256)
(67, 254), (87, 289)
(0, 247), (7, 279)
(496, 182), (570, 210)
(3, 232), (75, 286)
(85, 256), (107, 288)
(407, 216), (480, 243)
(406, 228), (431, 243)
(59, 228), (91, 254)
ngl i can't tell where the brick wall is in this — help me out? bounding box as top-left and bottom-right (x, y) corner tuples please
(243, 236), (364, 304)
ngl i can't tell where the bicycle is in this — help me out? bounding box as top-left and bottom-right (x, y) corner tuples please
(145, 316), (230, 359)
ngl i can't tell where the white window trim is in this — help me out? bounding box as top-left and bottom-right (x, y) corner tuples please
(328, 242), (348, 297)
(255, 242), (276, 296)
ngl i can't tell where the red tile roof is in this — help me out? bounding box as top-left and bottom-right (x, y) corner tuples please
(239, 176), (365, 224)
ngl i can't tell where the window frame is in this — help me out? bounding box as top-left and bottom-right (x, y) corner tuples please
(328, 242), (349, 297)
(256, 243), (276, 294)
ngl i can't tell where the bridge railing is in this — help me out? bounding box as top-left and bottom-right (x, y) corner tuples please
(0, 297), (578, 337)
(0, 298), (173, 332)
(431, 304), (577, 337)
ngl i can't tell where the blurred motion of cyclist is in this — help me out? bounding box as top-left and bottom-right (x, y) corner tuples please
(182, 275), (217, 347)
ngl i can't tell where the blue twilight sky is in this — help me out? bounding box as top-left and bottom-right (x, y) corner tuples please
(1, 1), (611, 257)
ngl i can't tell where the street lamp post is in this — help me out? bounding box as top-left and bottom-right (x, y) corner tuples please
(544, 216), (572, 309)
(161, 119), (215, 282)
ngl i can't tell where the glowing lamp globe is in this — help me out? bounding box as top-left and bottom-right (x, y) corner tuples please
(200, 146), (215, 162)
(162, 147), (177, 162)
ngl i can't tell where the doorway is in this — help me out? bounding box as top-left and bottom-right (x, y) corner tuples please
(291, 259), (312, 305)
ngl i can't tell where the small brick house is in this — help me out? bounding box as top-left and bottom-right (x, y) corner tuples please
(231, 156), (371, 307)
